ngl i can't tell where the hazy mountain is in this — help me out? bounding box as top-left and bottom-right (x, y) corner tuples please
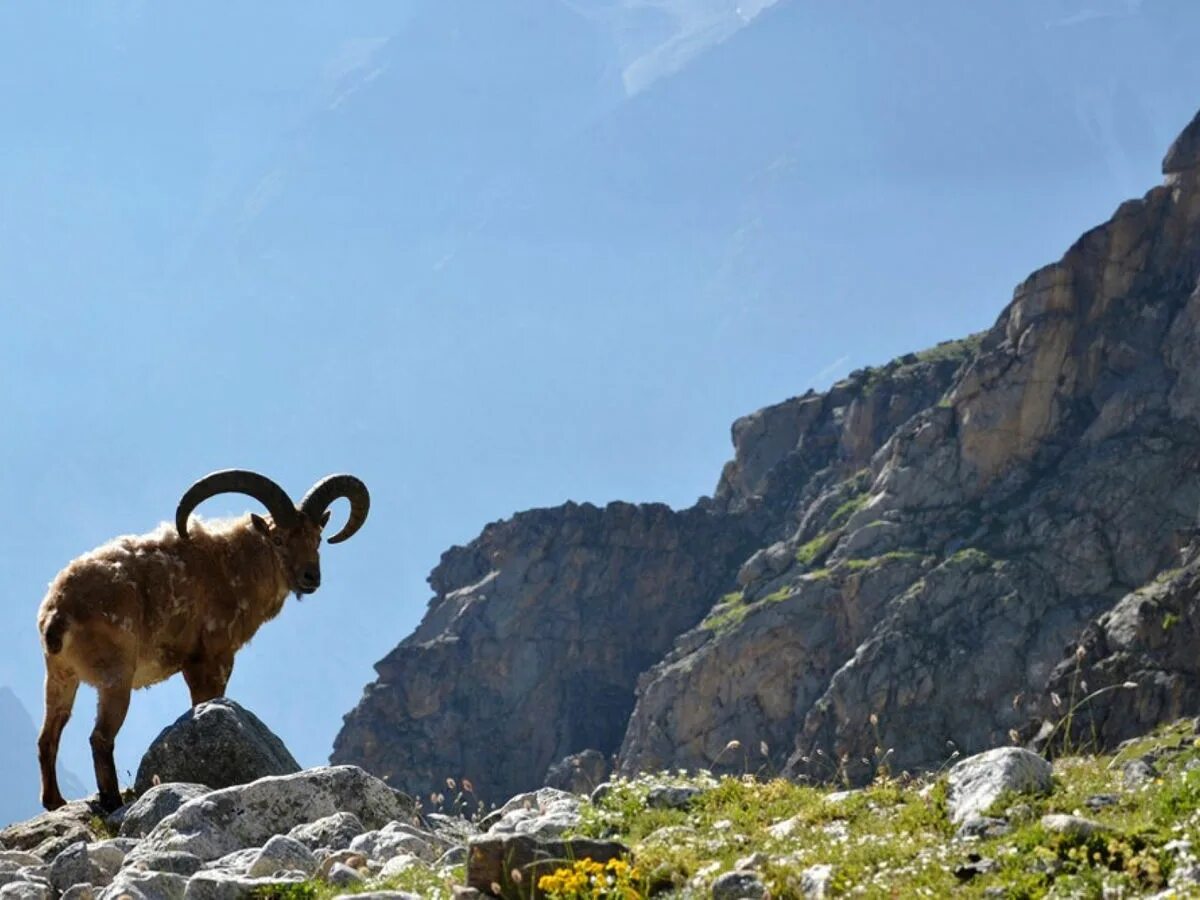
(0, 687), (84, 827)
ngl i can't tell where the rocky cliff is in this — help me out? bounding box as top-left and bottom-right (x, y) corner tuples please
(335, 109), (1200, 802)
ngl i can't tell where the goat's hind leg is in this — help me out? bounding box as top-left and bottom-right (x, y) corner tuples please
(91, 671), (133, 812)
(38, 658), (79, 810)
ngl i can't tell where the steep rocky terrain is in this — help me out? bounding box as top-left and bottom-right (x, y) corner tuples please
(336, 109), (1200, 804)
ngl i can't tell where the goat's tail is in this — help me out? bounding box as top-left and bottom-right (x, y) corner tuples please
(41, 611), (69, 655)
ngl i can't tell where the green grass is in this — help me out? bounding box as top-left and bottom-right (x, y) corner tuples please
(795, 532), (836, 566)
(566, 720), (1200, 898)
(701, 588), (794, 633)
(829, 493), (869, 529)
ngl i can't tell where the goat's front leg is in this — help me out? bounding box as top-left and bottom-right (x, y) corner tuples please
(38, 658), (80, 810)
(182, 653), (234, 706)
(92, 672), (132, 811)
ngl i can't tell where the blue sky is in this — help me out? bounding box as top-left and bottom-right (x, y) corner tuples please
(1, 0), (1198, 817)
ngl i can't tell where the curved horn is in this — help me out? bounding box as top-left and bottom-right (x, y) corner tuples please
(176, 470), (298, 539)
(298, 474), (370, 544)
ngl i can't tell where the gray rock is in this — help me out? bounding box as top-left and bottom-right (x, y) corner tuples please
(1040, 814), (1110, 839)
(182, 871), (305, 900)
(134, 700), (300, 795)
(332, 501), (754, 806)
(436, 846), (467, 868)
(800, 864), (834, 900)
(338, 894), (422, 900)
(120, 785), (212, 839)
(349, 830), (436, 865)
(1164, 109), (1200, 176)
(946, 748), (1053, 824)
(485, 788), (580, 839)
(325, 863), (362, 887)
(0, 801), (99, 862)
(711, 870), (767, 900)
(99, 870), (188, 900)
(60, 885), (94, 900)
(543, 750), (609, 795)
(1085, 793), (1119, 810)
(245, 836), (316, 878)
(133, 766), (416, 862)
(0, 858), (40, 872)
(1123, 758), (1158, 786)
(954, 816), (1011, 841)
(0, 883), (53, 900)
(377, 855), (419, 878)
(202, 849), (260, 876)
(647, 785), (704, 810)
(287, 812), (364, 851)
(48, 841), (125, 892)
(123, 852), (203, 877)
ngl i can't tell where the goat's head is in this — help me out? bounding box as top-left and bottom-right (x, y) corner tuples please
(175, 470), (370, 595)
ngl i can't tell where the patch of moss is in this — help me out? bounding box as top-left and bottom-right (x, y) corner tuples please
(829, 493), (869, 528)
(795, 532), (836, 566)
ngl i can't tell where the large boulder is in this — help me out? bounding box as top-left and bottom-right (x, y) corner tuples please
(0, 802), (100, 862)
(134, 700), (299, 795)
(119, 785), (211, 839)
(130, 766), (417, 862)
(946, 748), (1053, 824)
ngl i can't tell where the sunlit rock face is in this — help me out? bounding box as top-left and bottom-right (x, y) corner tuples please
(336, 109), (1200, 800)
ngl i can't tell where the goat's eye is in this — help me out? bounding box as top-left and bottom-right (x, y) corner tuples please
(272, 536), (283, 547)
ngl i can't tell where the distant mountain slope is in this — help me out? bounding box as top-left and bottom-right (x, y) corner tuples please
(335, 109), (1200, 802)
(0, 687), (83, 827)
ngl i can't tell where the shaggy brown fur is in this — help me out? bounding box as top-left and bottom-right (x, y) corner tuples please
(35, 470), (367, 812)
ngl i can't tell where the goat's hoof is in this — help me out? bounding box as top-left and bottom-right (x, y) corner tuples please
(41, 794), (66, 811)
(97, 792), (122, 813)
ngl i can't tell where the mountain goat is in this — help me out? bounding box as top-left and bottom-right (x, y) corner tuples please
(35, 470), (370, 811)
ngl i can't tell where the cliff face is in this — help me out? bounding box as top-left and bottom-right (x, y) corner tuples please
(331, 502), (755, 804)
(335, 109), (1200, 801)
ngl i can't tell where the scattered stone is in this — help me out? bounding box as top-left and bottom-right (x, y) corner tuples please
(133, 766), (416, 862)
(99, 870), (188, 900)
(954, 816), (1011, 841)
(954, 854), (998, 882)
(0, 858), (40, 871)
(378, 854), (419, 878)
(467, 835), (630, 899)
(0, 883), (53, 900)
(203, 849), (260, 876)
(0, 802), (99, 862)
(181, 871), (305, 900)
(436, 846), (468, 868)
(324, 863), (362, 887)
(1085, 793), (1120, 810)
(119, 785), (212, 839)
(800, 864), (833, 900)
(245, 835), (316, 878)
(543, 750), (609, 795)
(47, 842), (125, 892)
(451, 888), (483, 900)
(711, 870), (767, 900)
(337, 894), (422, 900)
(766, 815), (802, 840)
(1123, 758), (1157, 786)
(647, 785), (704, 810)
(1040, 814), (1111, 839)
(124, 851), (203, 876)
(287, 812), (364, 851)
(60, 885), (94, 900)
(1005, 803), (1035, 823)
(734, 852), (766, 871)
(134, 700), (301, 795)
(485, 789), (580, 839)
(947, 748), (1053, 823)
(316, 852), (368, 881)
(350, 829), (437, 864)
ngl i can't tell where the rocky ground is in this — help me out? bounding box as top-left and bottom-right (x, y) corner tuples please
(10, 701), (1200, 898)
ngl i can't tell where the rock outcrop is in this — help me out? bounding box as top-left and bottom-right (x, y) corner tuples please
(335, 108), (1200, 800)
(333, 501), (755, 805)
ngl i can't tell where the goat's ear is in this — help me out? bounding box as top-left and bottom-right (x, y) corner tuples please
(250, 513), (270, 534)
(319, 510), (332, 529)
